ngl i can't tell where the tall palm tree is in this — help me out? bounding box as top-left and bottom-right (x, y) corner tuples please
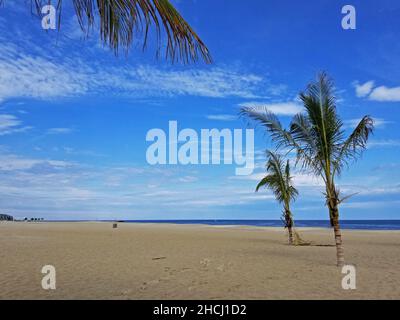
(256, 150), (298, 245)
(0, 0), (212, 64)
(241, 73), (374, 266)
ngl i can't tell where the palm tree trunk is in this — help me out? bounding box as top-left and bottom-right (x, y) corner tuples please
(284, 208), (294, 245)
(288, 225), (294, 245)
(329, 202), (345, 267)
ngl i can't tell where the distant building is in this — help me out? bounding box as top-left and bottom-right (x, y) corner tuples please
(0, 214), (14, 221)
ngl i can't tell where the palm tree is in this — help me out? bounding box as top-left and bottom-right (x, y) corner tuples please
(0, 0), (211, 64)
(241, 73), (374, 266)
(256, 151), (298, 245)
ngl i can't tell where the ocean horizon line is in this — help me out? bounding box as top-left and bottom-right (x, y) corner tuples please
(23, 219), (400, 231)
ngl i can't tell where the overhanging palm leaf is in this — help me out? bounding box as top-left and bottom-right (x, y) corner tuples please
(0, 0), (212, 63)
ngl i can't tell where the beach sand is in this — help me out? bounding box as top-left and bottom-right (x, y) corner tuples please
(1, 221), (399, 299)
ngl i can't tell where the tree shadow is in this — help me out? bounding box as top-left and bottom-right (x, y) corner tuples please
(294, 243), (335, 247)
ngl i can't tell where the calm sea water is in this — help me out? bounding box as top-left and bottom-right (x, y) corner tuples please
(122, 220), (400, 230)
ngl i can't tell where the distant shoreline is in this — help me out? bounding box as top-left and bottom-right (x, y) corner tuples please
(8, 219), (400, 231)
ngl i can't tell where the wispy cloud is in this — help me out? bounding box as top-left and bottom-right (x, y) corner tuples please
(342, 200), (400, 209)
(0, 154), (72, 171)
(0, 44), (88, 102)
(125, 66), (265, 99)
(368, 139), (400, 148)
(0, 114), (32, 136)
(206, 114), (237, 121)
(230, 171), (324, 187)
(0, 156), (277, 218)
(0, 40), (269, 101)
(239, 102), (302, 116)
(178, 176), (199, 183)
(353, 184), (400, 196)
(0, 7), (274, 102)
(46, 127), (74, 135)
(343, 117), (392, 129)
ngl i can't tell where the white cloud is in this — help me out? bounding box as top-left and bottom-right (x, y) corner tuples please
(47, 128), (74, 135)
(344, 118), (392, 129)
(230, 171), (324, 187)
(354, 80), (400, 102)
(368, 139), (400, 148)
(122, 65), (264, 98)
(0, 45), (88, 102)
(0, 7), (276, 103)
(342, 200), (400, 209)
(206, 114), (237, 121)
(0, 41), (267, 101)
(354, 81), (374, 98)
(0, 114), (20, 132)
(0, 114), (32, 136)
(267, 84), (288, 96)
(0, 154), (72, 171)
(231, 172), (265, 181)
(369, 86), (400, 102)
(355, 185), (400, 196)
(292, 173), (324, 187)
(178, 176), (198, 183)
(239, 102), (302, 116)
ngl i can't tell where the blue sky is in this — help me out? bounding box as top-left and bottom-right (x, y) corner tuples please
(0, 0), (399, 220)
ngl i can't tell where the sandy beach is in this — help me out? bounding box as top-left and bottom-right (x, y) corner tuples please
(0, 221), (399, 300)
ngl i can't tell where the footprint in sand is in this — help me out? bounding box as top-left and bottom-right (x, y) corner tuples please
(140, 278), (161, 291)
(148, 279), (160, 285)
(216, 264), (225, 272)
(121, 289), (133, 296)
(216, 261), (234, 272)
(200, 258), (211, 268)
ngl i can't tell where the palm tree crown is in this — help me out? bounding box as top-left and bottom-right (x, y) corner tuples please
(256, 151), (298, 205)
(256, 150), (298, 245)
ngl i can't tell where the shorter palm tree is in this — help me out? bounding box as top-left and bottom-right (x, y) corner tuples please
(256, 151), (298, 245)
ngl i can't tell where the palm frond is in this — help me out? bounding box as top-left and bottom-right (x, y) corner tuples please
(240, 105), (318, 175)
(255, 176), (270, 192)
(2, 0), (212, 64)
(298, 73), (344, 173)
(240, 106), (291, 150)
(256, 150), (298, 204)
(338, 192), (359, 204)
(289, 113), (324, 174)
(288, 185), (299, 200)
(333, 116), (374, 176)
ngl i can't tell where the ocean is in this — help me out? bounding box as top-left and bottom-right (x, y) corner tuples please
(123, 220), (400, 231)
